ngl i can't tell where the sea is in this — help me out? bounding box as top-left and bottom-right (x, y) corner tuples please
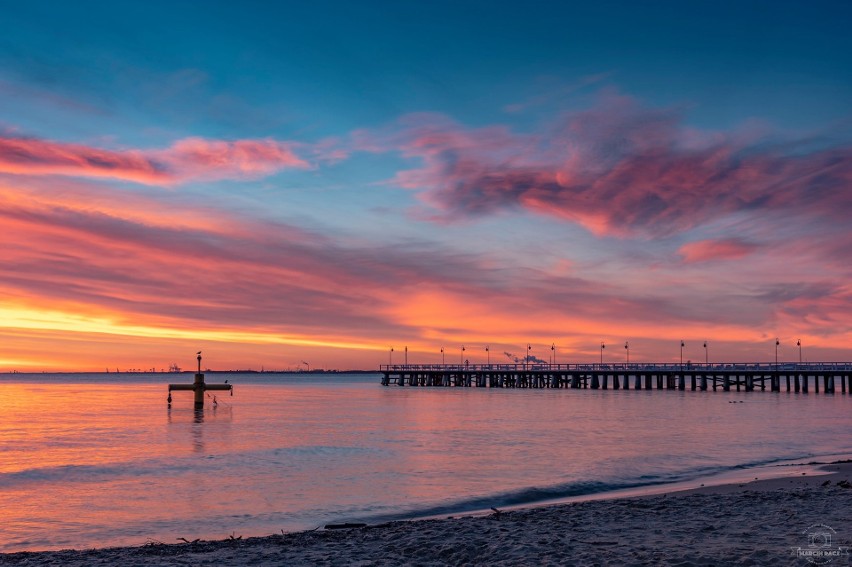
(1, 372), (850, 553)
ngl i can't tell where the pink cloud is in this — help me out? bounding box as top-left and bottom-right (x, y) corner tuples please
(159, 137), (308, 180)
(679, 238), (759, 263)
(382, 96), (852, 238)
(0, 135), (310, 185)
(0, 137), (170, 184)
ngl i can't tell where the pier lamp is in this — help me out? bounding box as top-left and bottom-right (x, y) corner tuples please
(461, 345), (465, 365)
(551, 343), (556, 366)
(775, 338), (779, 369)
(441, 346), (445, 366)
(625, 341), (629, 364)
(703, 341), (708, 365)
(486, 345), (490, 366)
(600, 342), (605, 365)
(680, 341), (684, 370)
(389, 347), (394, 366)
(797, 339), (802, 364)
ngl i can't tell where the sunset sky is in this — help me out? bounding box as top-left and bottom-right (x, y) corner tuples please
(2, 1), (851, 371)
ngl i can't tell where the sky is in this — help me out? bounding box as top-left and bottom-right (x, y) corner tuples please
(1, 0), (851, 371)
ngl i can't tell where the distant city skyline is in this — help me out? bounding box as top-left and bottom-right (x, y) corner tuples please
(1, 1), (851, 371)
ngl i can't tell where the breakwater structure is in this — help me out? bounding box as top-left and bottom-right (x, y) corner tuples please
(168, 352), (233, 409)
(379, 363), (852, 393)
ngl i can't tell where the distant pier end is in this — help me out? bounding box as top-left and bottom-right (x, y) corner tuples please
(380, 362), (852, 394)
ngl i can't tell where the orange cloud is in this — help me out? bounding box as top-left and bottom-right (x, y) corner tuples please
(0, 177), (448, 370)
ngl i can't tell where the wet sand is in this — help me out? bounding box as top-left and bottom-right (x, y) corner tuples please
(3, 463), (850, 566)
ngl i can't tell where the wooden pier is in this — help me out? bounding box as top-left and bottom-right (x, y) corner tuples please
(380, 363), (852, 394)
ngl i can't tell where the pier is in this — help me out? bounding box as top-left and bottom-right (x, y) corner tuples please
(380, 362), (852, 394)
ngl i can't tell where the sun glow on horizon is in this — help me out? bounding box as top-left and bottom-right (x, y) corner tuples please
(0, 303), (393, 371)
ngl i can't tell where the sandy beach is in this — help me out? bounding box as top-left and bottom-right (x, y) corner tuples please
(3, 462), (850, 566)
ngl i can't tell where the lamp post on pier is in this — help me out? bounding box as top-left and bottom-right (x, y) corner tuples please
(486, 345), (490, 366)
(797, 339), (802, 364)
(460, 345), (465, 366)
(441, 346), (445, 366)
(680, 341), (685, 371)
(625, 341), (629, 365)
(775, 338), (779, 370)
(703, 341), (708, 365)
(389, 347), (394, 366)
(404, 346), (408, 366)
(600, 342), (605, 366)
(551, 343), (556, 366)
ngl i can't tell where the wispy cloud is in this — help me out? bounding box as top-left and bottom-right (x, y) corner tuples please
(0, 136), (170, 184)
(161, 137), (311, 181)
(503, 72), (613, 113)
(0, 135), (311, 185)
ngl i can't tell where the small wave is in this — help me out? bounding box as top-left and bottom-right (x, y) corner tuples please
(354, 454), (831, 525)
(0, 460), (201, 487)
(0, 463), (138, 486)
(0, 444), (385, 488)
(281, 445), (384, 457)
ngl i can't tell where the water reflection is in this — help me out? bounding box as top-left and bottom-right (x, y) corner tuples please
(167, 405), (234, 453)
(2, 379), (851, 554)
(193, 410), (204, 452)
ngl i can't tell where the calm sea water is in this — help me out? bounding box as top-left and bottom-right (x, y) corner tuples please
(1, 372), (850, 552)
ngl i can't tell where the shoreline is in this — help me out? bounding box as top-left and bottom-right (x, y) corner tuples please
(371, 456), (849, 528)
(4, 462), (850, 566)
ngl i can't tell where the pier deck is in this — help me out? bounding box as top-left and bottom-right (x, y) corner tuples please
(380, 363), (852, 394)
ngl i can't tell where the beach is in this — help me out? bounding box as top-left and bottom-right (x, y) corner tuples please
(4, 462), (849, 566)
